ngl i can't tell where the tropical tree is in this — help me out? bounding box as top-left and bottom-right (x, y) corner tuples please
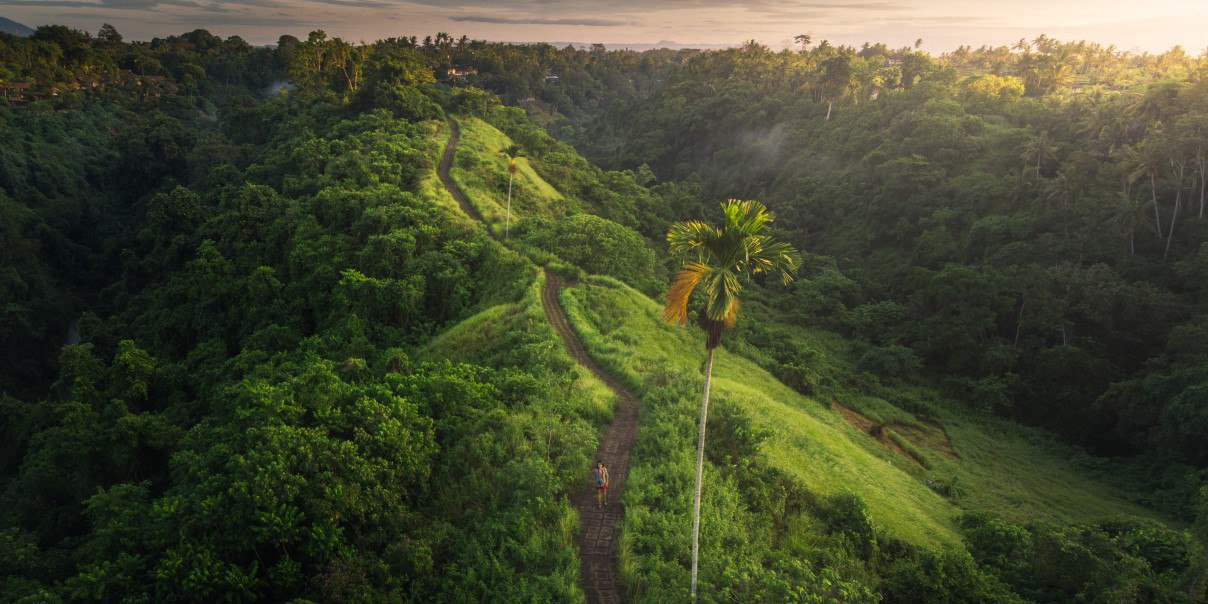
(1122, 140), (1166, 239)
(662, 199), (800, 599)
(1021, 128), (1058, 180)
(502, 143), (521, 238)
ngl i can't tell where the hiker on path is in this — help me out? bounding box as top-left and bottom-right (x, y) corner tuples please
(592, 460), (609, 508)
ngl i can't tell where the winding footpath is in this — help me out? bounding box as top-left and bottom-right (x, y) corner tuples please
(438, 119), (638, 604)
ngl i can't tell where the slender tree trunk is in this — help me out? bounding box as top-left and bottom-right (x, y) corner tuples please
(1150, 173), (1163, 238)
(690, 347), (715, 601)
(506, 173), (513, 239)
(1165, 195), (1180, 260)
(826, 100), (833, 121)
(1014, 293), (1026, 347)
(1164, 161), (1187, 259)
(1199, 165), (1206, 218)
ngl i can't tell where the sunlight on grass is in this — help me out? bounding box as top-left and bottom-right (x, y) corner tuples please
(450, 117), (567, 234)
(558, 277), (1171, 551)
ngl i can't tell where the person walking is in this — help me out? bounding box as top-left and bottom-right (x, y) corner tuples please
(592, 460), (610, 508)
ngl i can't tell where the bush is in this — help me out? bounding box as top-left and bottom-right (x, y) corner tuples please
(517, 214), (658, 293)
(881, 549), (1021, 603)
(856, 345), (922, 380)
(814, 492), (877, 555)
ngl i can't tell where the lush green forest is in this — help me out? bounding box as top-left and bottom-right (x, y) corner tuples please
(1, 24), (1206, 602)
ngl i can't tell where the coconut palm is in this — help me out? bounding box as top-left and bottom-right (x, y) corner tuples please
(662, 199), (800, 600)
(1021, 128), (1057, 181)
(1121, 141), (1166, 239)
(1108, 190), (1147, 255)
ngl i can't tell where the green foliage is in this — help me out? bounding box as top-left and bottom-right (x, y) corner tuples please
(0, 36), (599, 601)
(962, 513), (1202, 602)
(881, 548), (1021, 603)
(856, 345), (923, 380)
(2, 26), (1205, 603)
(517, 214), (659, 294)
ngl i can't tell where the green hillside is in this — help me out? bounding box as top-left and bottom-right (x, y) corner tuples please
(558, 277), (1162, 532)
(424, 116), (1190, 600)
(450, 116), (569, 236)
(2, 24), (1205, 604)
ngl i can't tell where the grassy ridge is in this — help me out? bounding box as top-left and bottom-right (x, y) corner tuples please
(557, 277), (1168, 549)
(426, 116), (1177, 600)
(422, 267), (619, 432)
(559, 278), (963, 548)
(450, 117), (569, 236)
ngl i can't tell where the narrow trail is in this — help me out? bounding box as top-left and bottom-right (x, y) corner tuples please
(437, 119), (482, 222)
(439, 119), (637, 604)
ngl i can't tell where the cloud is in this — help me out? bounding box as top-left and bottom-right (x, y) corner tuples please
(310, 0), (392, 8)
(0, 0), (258, 12)
(450, 15), (630, 26)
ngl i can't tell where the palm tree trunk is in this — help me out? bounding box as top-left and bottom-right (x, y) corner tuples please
(1013, 293), (1026, 347)
(690, 347), (715, 601)
(1164, 195), (1180, 260)
(506, 173), (513, 239)
(1199, 168), (1206, 218)
(1150, 173), (1163, 238)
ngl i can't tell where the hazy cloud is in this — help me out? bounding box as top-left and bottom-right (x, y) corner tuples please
(2, 0), (1204, 51)
(450, 15), (630, 26)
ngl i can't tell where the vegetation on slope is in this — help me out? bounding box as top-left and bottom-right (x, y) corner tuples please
(2, 22), (1206, 603)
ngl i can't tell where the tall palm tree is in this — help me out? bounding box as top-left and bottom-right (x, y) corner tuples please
(662, 199), (800, 600)
(1122, 141), (1166, 239)
(502, 143), (521, 239)
(1108, 189), (1147, 255)
(1021, 128), (1057, 181)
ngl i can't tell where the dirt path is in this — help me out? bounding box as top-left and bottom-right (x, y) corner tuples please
(439, 119), (635, 604)
(437, 119), (482, 222)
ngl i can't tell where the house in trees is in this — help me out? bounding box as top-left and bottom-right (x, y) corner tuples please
(438, 66), (478, 81)
(3, 81), (31, 102)
(544, 74), (560, 84)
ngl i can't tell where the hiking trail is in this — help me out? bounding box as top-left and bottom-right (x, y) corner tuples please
(439, 118), (637, 604)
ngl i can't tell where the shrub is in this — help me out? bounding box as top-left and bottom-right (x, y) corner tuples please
(856, 345), (922, 380)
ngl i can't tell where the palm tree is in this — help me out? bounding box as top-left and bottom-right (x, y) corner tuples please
(1021, 128), (1057, 180)
(662, 199), (800, 600)
(1108, 189), (1147, 255)
(502, 144), (521, 239)
(1122, 141), (1166, 239)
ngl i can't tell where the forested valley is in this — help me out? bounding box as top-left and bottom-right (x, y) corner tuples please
(1, 24), (1206, 602)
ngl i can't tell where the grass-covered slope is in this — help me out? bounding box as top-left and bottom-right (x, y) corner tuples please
(557, 277), (1165, 544)
(417, 113), (1192, 601)
(422, 267), (618, 431)
(433, 115), (1166, 539)
(736, 318), (1167, 529)
(449, 116), (569, 236)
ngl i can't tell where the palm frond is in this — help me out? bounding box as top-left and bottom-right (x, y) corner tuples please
(667, 221), (721, 258)
(747, 240), (801, 284)
(663, 198), (800, 348)
(663, 262), (712, 325)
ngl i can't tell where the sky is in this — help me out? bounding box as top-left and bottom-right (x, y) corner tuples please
(2, 0), (1207, 53)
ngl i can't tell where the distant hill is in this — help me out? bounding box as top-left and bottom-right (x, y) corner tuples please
(0, 17), (34, 37)
(522, 39), (733, 51)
